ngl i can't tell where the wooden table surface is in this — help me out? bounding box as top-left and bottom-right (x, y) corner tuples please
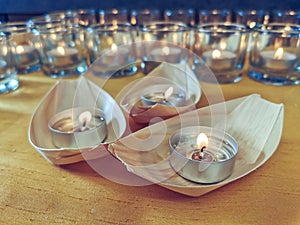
(0, 68), (299, 225)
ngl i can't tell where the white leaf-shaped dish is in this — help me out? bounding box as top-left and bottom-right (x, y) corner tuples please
(118, 62), (201, 124)
(109, 95), (284, 197)
(28, 77), (126, 165)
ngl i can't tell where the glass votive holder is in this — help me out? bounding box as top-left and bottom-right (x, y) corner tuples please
(98, 8), (128, 25)
(234, 9), (270, 28)
(35, 22), (88, 78)
(248, 23), (300, 86)
(139, 22), (191, 74)
(87, 23), (137, 78)
(130, 9), (162, 26)
(164, 8), (196, 26)
(46, 9), (97, 27)
(0, 33), (19, 94)
(0, 22), (41, 74)
(271, 10), (300, 24)
(193, 23), (249, 84)
(76, 9), (97, 27)
(198, 9), (232, 24)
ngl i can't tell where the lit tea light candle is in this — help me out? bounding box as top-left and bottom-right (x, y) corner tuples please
(260, 47), (296, 70)
(141, 85), (187, 107)
(48, 108), (107, 148)
(15, 45), (39, 67)
(100, 43), (130, 65)
(150, 46), (182, 63)
(47, 46), (79, 67)
(202, 49), (236, 70)
(169, 126), (238, 184)
(190, 133), (215, 162)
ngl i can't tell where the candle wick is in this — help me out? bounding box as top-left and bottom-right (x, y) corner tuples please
(199, 146), (206, 159)
(80, 120), (88, 131)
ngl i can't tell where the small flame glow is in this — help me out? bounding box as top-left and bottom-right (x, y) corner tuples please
(219, 41), (227, 50)
(57, 46), (66, 55)
(274, 47), (284, 60)
(164, 86), (173, 100)
(111, 43), (118, 52)
(78, 111), (92, 125)
(212, 49), (222, 59)
(16, 45), (25, 54)
(162, 46), (170, 56)
(196, 133), (208, 150)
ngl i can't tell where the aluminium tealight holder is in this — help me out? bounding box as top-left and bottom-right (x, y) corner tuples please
(169, 126), (238, 184)
(48, 107), (107, 149)
(28, 76), (126, 165)
(119, 62), (201, 124)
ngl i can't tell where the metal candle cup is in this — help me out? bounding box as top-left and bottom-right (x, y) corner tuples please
(169, 126), (238, 184)
(141, 84), (187, 107)
(48, 108), (107, 148)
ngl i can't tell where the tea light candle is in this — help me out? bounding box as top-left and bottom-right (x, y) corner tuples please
(141, 85), (187, 107)
(48, 108), (107, 148)
(47, 46), (79, 68)
(150, 46), (182, 63)
(100, 43), (129, 65)
(260, 47), (296, 70)
(202, 49), (236, 70)
(169, 126), (238, 184)
(15, 45), (39, 67)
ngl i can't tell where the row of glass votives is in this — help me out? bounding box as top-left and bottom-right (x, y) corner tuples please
(21, 8), (300, 28)
(0, 20), (299, 94)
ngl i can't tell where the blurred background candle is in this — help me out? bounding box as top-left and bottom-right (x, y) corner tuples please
(47, 46), (79, 67)
(150, 46), (182, 63)
(139, 22), (190, 74)
(194, 23), (249, 84)
(202, 49), (236, 70)
(34, 20), (88, 78)
(260, 48), (296, 70)
(87, 23), (137, 77)
(0, 22), (41, 74)
(15, 45), (39, 68)
(249, 23), (300, 85)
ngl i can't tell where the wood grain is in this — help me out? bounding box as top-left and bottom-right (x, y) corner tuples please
(0, 71), (299, 225)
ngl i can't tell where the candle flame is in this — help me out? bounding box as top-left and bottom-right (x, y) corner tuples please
(212, 49), (221, 59)
(219, 41), (227, 50)
(274, 47), (284, 60)
(16, 45), (25, 54)
(78, 111), (92, 126)
(196, 133), (208, 150)
(164, 86), (173, 100)
(111, 43), (118, 52)
(162, 46), (170, 56)
(57, 46), (66, 55)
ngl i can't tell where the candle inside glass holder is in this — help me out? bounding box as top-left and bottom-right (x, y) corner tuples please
(47, 46), (79, 68)
(150, 46), (182, 64)
(48, 108), (107, 148)
(260, 47), (296, 71)
(141, 84), (187, 107)
(202, 49), (236, 71)
(248, 23), (300, 85)
(169, 126), (238, 184)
